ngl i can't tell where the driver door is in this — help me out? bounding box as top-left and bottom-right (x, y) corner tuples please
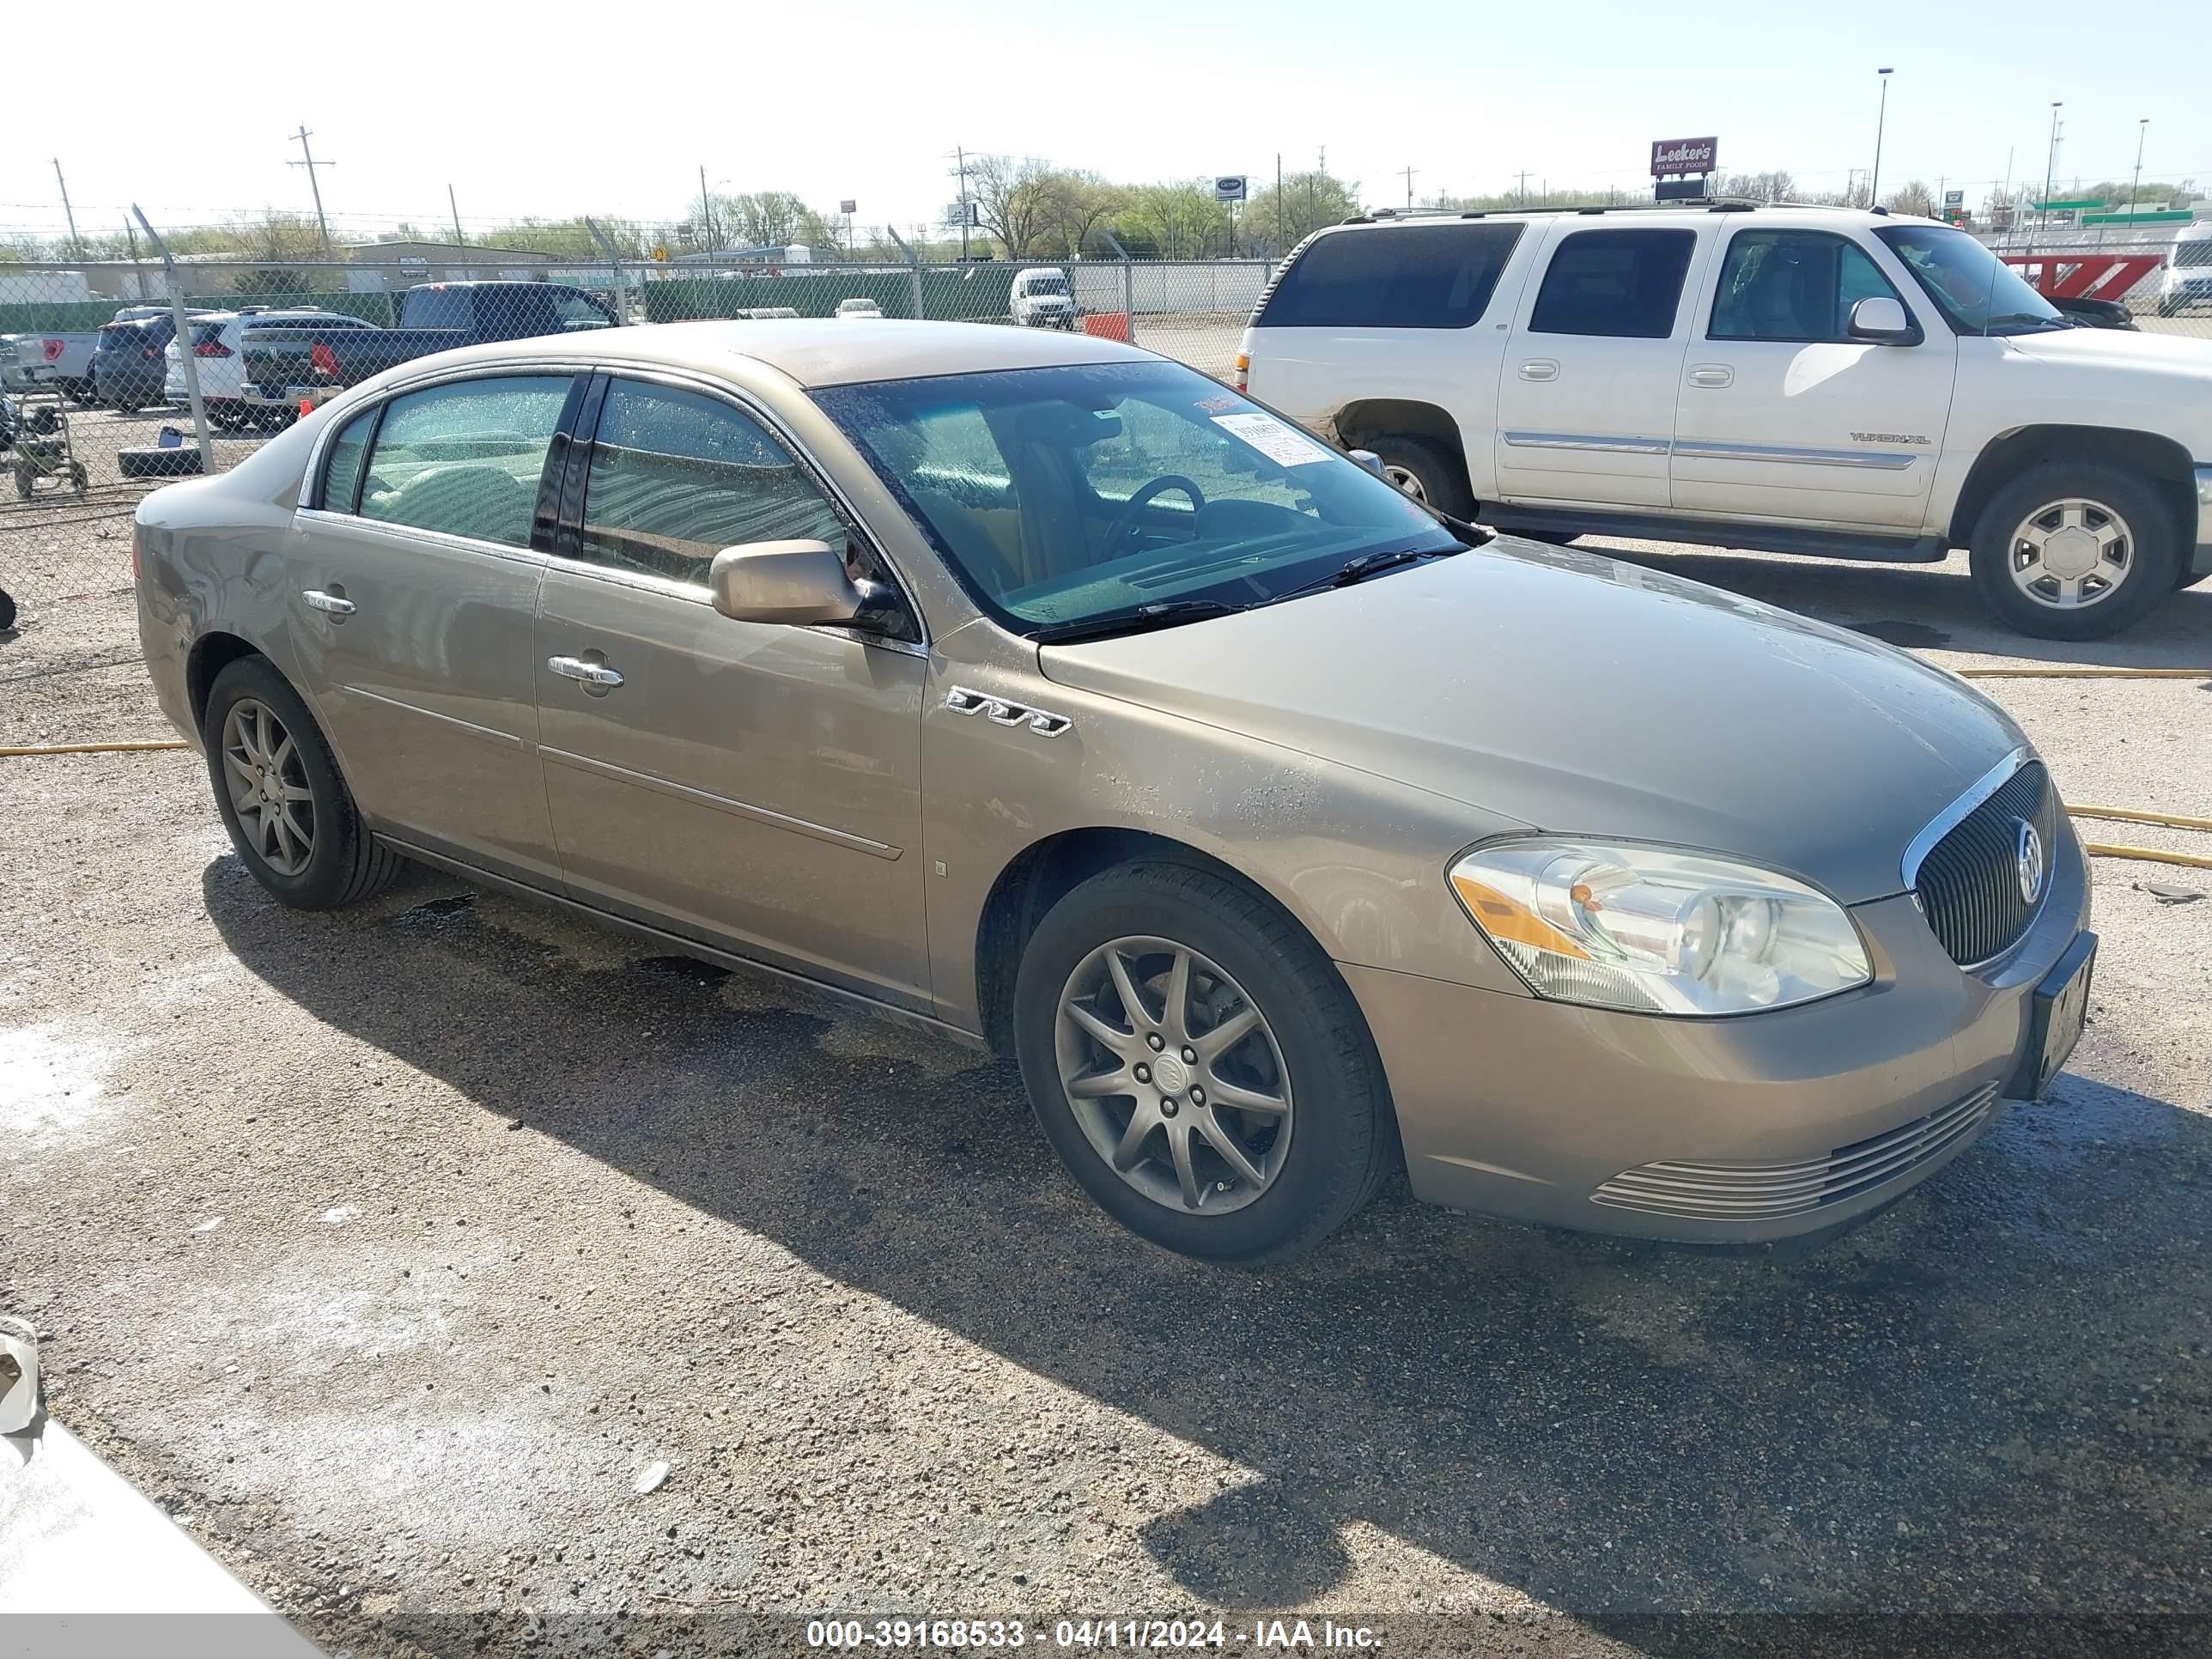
(532, 374), (933, 1009)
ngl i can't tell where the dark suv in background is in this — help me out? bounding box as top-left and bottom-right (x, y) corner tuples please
(93, 315), (206, 412)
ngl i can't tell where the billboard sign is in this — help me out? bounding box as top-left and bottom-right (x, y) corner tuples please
(1213, 175), (1249, 203)
(1943, 189), (1965, 208)
(1650, 137), (1717, 178)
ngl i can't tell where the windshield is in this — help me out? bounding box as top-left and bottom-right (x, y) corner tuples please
(2176, 240), (2212, 270)
(1874, 224), (2067, 335)
(1023, 276), (1071, 296)
(816, 361), (1458, 635)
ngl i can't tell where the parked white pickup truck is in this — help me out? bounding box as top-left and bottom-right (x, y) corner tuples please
(1237, 204), (2212, 638)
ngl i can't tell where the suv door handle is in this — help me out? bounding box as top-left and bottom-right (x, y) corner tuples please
(1687, 365), (1735, 388)
(548, 653), (624, 690)
(1517, 359), (1559, 381)
(301, 588), (356, 617)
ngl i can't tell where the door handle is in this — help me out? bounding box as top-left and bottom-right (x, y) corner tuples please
(1517, 359), (1559, 382)
(1687, 365), (1735, 388)
(301, 588), (356, 617)
(548, 653), (624, 690)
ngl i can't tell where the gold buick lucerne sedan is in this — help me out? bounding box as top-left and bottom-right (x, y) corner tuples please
(134, 321), (2095, 1262)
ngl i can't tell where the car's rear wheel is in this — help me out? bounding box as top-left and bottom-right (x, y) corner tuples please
(1968, 462), (2180, 640)
(1365, 433), (1474, 520)
(203, 657), (402, 909)
(1012, 862), (1391, 1263)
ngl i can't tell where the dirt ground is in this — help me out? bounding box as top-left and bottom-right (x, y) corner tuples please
(3, 398), (2210, 1658)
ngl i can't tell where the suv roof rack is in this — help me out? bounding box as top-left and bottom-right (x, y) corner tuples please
(1358, 197), (1769, 223)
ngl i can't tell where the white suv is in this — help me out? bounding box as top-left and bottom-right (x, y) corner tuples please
(1237, 204), (2212, 638)
(163, 308), (379, 431)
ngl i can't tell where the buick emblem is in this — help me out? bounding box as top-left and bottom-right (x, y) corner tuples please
(2014, 819), (2046, 906)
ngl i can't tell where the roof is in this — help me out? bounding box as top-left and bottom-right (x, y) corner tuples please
(400, 319), (1147, 390)
(1328, 204), (1942, 234)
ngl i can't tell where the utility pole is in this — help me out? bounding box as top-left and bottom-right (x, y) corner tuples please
(1869, 68), (1894, 206)
(946, 148), (973, 260)
(1401, 164), (1417, 210)
(288, 127), (335, 257)
(52, 159), (84, 259)
(2130, 118), (2149, 214)
(448, 184), (465, 246)
(2040, 101), (2063, 248)
(1513, 170), (1533, 207)
(1275, 152), (1283, 253)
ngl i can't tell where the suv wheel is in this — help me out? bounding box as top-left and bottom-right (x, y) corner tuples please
(1968, 462), (2180, 640)
(1365, 434), (1475, 520)
(203, 657), (403, 909)
(1012, 863), (1392, 1263)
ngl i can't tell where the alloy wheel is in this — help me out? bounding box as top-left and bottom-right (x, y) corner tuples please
(2008, 497), (2133, 609)
(1054, 936), (1293, 1214)
(221, 698), (316, 877)
(1382, 464), (1428, 503)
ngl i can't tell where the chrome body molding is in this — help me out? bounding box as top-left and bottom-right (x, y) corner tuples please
(1899, 745), (2031, 890)
(946, 685), (1073, 738)
(1673, 438), (1918, 471)
(1501, 429), (1672, 457)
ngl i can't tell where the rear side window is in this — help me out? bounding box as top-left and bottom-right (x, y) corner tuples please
(1529, 228), (1697, 338)
(1255, 223), (1524, 329)
(358, 374), (573, 547)
(318, 406), (377, 514)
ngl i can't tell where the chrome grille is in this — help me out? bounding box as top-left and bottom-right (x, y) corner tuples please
(1911, 759), (2058, 967)
(1589, 1084), (1999, 1222)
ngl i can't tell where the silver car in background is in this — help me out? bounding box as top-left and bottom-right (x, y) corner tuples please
(132, 322), (2096, 1262)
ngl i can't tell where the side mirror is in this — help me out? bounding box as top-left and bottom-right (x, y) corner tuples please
(1347, 448), (1387, 479)
(1847, 296), (1918, 345)
(707, 539), (862, 626)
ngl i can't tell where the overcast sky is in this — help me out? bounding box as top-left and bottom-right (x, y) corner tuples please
(5, 0), (2204, 246)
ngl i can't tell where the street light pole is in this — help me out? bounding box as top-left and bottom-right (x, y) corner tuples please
(1869, 68), (1894, 206)
(2130, 118), (2149, 216)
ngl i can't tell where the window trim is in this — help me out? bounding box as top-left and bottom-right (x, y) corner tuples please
(554, 364), (929, 651)
(1526, 225), (1700, 341)
(1251, 220), (1528, 331)
(1705, 228), (1921, 346)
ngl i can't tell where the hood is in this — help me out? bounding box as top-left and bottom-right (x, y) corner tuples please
(1037, 540), (2027, 904)
(2002, 324), (2212, 375)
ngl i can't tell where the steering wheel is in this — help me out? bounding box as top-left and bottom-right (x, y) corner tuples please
(1104, 475), (1207, 556)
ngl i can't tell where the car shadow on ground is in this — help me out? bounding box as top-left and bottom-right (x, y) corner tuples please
(1574, 538), (2212, 672)
(202, 862), (2212, 1651)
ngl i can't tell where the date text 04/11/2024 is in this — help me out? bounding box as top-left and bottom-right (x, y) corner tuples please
(805, 1619), (1384, 1650)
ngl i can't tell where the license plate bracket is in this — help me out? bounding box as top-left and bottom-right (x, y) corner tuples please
(2009, 931), (2095, 1100)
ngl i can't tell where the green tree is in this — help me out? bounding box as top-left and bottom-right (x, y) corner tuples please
(1242, 169), (1361, 253)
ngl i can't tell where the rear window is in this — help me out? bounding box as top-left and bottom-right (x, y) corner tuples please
(190, 321), (228, 348)
(400, 288), (473, 330)
(99, 325), (137, 347)
(1528, 228), (1698, 339)
(1256, 223), (1524, 329)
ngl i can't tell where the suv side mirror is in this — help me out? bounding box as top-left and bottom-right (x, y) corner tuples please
(708, 539), (862, 626)
(1847, 296), (1919, 345)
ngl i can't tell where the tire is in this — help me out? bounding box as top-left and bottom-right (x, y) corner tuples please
(1012, 861), (1392, 1264)
(202, 656), (403, 910)
(0, 587), (15, 633)
(1967, 462), (2181, 641)
(2158, 296), (2183, 318)
(116, 446), (204, 478)
(1365, 433), (1475, 520)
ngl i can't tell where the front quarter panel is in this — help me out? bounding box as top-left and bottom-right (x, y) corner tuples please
(920, 620), (1536, 1036)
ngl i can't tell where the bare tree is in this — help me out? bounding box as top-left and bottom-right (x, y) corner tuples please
(969, 155), (1054, 258)
(1884, 179), (1937, 218)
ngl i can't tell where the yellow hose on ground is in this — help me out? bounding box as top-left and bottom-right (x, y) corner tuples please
(2081, 842), (2212, 872)
(0, 739), (190, 757)
(2066, 804), (2212, 833)
(1955, 665), (2211, 678)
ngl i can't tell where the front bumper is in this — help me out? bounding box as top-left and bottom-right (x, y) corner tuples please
(1345, 822), (2093, 1243)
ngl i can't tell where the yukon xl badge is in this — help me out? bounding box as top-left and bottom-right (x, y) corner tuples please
(946, 686), (1072, 738)
(1850, 430), (1931, 445)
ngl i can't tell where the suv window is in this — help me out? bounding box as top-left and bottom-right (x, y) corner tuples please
(1528, 228), (1697, 338)
(1710, 230), (1909, 342)
(578, 380), (847, 586)
(1256, 223), (1524, 329)
(400, 288), (472, 330)
(357, 374), (572, 547)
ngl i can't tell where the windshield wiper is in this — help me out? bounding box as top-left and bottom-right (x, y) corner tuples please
(1029, 599), (1246, 645)
(1269, 542), (1469, 605)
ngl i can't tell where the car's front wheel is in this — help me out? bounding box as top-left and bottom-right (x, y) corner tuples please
(1968, 462), (2181, 640)
(1013, 862), (1392, 1263)
(203, 656), (402, 909)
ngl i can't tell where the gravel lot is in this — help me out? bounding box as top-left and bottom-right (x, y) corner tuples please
(3, 406), (2210, 1657)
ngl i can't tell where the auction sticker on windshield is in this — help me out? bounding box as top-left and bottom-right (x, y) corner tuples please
(1211, 412), (1329, 465)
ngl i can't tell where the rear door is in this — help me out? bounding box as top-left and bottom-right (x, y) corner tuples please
(284, 370), (577, 883)
(532, 373), (932, 1006)
(1492, 222), (1710, 507)
(1671, 228), (1956, 527)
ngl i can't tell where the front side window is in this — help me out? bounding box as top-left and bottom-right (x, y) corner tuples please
(1528, 228), (1697, 338)
(578, 380), (846, 585)
(1874, 224), (2066, 336)
(1710, 230), (1911, 342)
(816, 360), (1458, 635)
(357, 374), (572, 547)
(1256, 223), (1524, 329)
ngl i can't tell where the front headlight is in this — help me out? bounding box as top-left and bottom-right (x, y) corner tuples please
(1449, 839), (1872, 1016)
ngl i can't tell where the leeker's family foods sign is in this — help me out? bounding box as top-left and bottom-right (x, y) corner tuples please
(1650, 137), (1717, 177)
